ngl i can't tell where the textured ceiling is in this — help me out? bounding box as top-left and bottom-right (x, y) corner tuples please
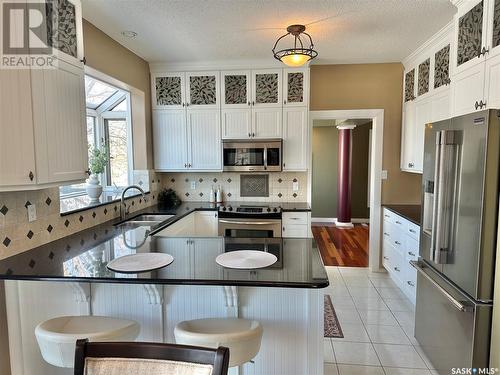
(81, 0), (456, 65)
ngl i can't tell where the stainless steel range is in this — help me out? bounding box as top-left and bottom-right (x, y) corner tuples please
(218, 203), (282, 238)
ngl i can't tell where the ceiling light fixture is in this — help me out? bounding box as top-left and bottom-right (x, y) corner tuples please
(121, 30), (137, 38)
(272, 24), (318, 67)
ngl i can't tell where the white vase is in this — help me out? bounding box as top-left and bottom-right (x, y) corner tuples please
(86, 174), (103, 202)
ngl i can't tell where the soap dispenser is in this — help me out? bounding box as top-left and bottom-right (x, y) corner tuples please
(216, 185), (223, 203)
(209, 186), (216, 203)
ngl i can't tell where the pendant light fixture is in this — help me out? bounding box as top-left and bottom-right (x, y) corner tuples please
(272, 24), (318, 67)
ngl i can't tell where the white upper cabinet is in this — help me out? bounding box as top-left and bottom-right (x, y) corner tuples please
(283, 68), (308, 107)
(188, 110), (222, 170)
(153, 110), (188, 171)
(221, 70), (251, 108)
(0, 70), (37, 188)
(0, 0), (87, 191)
(185, 71), (220, 109)
(46, 0), (85, 67)
(152, 66), (308, 171)
(450, 0), (500, 115)
(31, 61), (88, 183)
(252, 69), (282, 108)
(283, 107), (308, 171)
(453, 0), (488, 75)
(152, 72), (186, 110)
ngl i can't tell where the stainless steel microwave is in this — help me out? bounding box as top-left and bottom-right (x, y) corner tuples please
(222, 139), (282, 172)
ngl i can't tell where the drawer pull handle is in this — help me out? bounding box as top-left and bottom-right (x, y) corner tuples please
(410, 261), (471, 312)
(395, 221), (402, 225)
(383, 232), (390, 236)
(407, 281), (415, 287)
(395, 241), (401, 245)
(408, 252), (416, 256)
(383, 256), (389, 260)
(394, 267), (400, 272)
(289, 218), (300, 220)
(409, 229), (417, 233)
(384, 214), (390, 218)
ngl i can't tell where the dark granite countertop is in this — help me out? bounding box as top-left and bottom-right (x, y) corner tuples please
(383, 205), (422, 225)
(0, 202), (327, 288)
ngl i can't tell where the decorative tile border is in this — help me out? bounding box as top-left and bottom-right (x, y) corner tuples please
(160, 172), (308, 203)
(0, 171), (161, 260)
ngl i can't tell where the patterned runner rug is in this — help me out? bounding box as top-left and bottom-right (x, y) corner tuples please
(324, 295), (344, 338)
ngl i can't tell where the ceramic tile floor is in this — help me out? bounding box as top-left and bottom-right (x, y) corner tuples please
(323, 266), (439, 375)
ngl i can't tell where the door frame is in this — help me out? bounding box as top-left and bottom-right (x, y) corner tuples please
(308, 109), (384, 272)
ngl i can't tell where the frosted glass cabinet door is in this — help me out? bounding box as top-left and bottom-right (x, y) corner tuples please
(417, 58), (430, 97)
(486, 0), (500, 58)
(404, 69), (416, 102)
(434, 44), (451, 90)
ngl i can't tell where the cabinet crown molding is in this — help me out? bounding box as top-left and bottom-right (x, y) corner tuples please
(402, 20), (454, 67)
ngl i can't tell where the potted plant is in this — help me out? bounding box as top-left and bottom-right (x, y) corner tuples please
(86, 146), (108, 202)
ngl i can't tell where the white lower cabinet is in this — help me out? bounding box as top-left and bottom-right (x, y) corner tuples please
(153, 109), (222, 172)
(381, 208), (420, 304)
(282, 212), (312, 238)
(154, 211), (218, 237)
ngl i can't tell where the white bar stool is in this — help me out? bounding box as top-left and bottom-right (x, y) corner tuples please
(35, 315), (140, 368)
(174, 318), (262, 368)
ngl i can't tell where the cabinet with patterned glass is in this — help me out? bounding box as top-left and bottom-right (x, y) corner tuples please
(185, 71), (220, 109)
(152, 72), (186, 110)
(453, 0), (488, 75)
(283, 68), (308, 107)
(43, 0), (85, 67)
(251, 69), (282, 108)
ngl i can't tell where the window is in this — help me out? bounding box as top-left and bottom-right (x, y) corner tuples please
(60, 74), (133, 203)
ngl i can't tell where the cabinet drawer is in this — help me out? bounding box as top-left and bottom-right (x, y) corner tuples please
(282, 212), (309, 225)
(392, 214), (408, 232)
(407, 221), (420, 240)
(382, 208), (395, 224)
(382, 240), (393, 269)
(405, 237), (419, 262)
(389, 248), (404, 282)
(282, 224), (308, 238)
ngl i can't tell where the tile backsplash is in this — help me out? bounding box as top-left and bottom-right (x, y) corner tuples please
(0, 171), (161, 260)
(161, 172), (308, 202)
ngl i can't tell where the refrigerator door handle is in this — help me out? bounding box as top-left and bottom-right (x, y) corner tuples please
(431, 130), (461, 264)
(411, 261), (471, 312)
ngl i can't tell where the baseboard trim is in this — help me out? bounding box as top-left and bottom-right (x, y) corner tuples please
(311, 217), (370, 224)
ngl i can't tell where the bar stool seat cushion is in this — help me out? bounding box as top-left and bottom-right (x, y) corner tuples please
(35, 316), (140, 368)
(174, 318), (262, 367)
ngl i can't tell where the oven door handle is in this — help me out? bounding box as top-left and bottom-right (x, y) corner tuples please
(218, 219), (279, 225)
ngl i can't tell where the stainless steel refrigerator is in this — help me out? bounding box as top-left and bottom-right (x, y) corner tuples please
(414, 109), (500, 373)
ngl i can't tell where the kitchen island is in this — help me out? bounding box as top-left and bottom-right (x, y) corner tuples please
(0, 203), (327, 375)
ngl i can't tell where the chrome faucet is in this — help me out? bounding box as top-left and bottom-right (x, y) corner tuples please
(120, 185), (147, 220)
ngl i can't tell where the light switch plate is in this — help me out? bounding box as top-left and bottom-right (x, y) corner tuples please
(381, 170), (388, 180)
(191, 181), (196, 190)
(27, 204), (37, 222)
(292, 181), (299, 192)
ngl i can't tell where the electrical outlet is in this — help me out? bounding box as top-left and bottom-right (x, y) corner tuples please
(381, 170), (388, 180)
(191, 181), (196, 190)
(292, 181), (299, 192)
(27, 204), (37, 222)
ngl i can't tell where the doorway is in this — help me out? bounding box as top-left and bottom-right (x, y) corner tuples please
(311, 119), (372, 267)
(308, 110), (384, 272)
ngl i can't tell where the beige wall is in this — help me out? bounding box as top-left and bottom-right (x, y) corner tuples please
(310, 64), (422, 204)
(82, 19), (153, 170)
(312, 122), (371, 218)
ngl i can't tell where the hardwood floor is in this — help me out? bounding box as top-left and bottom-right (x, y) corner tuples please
(312, 224), (369, 267)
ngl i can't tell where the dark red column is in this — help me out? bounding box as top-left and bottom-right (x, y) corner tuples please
(336, 125), (355, 227)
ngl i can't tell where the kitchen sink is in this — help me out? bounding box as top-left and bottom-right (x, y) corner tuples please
(115, 214), (175, 228)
